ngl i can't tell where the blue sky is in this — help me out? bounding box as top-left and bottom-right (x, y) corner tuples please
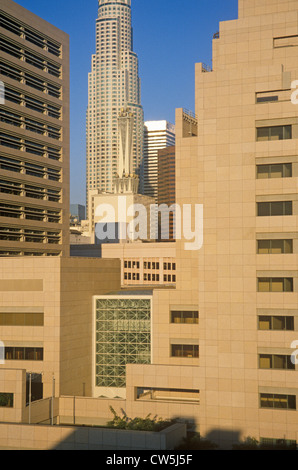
(15, 0), (239, 206)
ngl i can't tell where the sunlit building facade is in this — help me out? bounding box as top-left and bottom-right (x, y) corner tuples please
(0, 0), (70, 257)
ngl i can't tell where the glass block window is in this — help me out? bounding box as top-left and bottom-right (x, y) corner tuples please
(95, 297), (151, 388)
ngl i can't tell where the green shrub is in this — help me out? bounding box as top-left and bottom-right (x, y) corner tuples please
(107, 407), (174, 432)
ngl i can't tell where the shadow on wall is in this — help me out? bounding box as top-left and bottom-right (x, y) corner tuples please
(205, 429), (241, 450)
(41, 425), (297, 451)
(51, 423), (185, 451)
(50, 424), (241, 451)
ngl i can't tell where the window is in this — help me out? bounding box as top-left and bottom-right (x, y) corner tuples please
(258, 315), (294, 331)
(171, 310), (199, 324)
(260, 438), (296, 449)
(0, 393), (13, 408)
(257, 163), (292, 179)
(259, 354), (295, 370)
(171, 344), (199, 358)
(257, 201), (292, 216)
(256, 96), (278, 103)
(5, 347), (43, 361)
(256, 125), (292, 141)
(257, 239), (293, 254)
(26, 373), (43, 405)
(0, 312), (44, 326)
(136, 387), (200, 403)
(260, 393), (296, 410)
(258, 278), (294, 292)
(274, 35), (298, 48)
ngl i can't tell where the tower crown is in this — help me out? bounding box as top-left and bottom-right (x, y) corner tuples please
(98, 0), (131, 6)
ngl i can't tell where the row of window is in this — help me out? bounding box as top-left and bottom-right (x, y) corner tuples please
(0, 203), (60, 223)
(0, 155), (61, 181)
(0, 132), (61, 160)
(135, 388), (297, 411)
(0, 13), (61, 57)
(1, 390), (296, 412)
(124, 272), (176, 283)
(1, 311), (292, 330)
(169, 311), (294, 329)
(0, 227), (61, 244)
(0, 180), (61, 203)
(124, 261), (176, 271)
(0, 61), (61, 98)
(0, 250), (60, 257)
(0, 36), (61, 77)
(0, 109), (61, 140)
(4, 86), (61, 120)
(169, 347), (296, 372)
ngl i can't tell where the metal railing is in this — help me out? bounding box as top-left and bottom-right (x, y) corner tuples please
(182, 108), (198, 121)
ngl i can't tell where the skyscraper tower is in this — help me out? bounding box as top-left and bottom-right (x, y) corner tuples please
(86, 0), (144, 209)
(143, 121), (175, 201)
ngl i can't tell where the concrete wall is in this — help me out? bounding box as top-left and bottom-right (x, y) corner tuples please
(0, 422), (186, 451)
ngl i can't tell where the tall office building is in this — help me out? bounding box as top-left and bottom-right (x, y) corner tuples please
(158, 145), (176, 241)
(0, 0), (70, 257)
(86, 0), (144, 207)
(143, 120), (175, 200)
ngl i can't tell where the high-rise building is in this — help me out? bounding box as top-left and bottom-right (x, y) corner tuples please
(70, 204), (86, 223)
(158, 145), (176, 241)
(143, 121), (175, 200)
(0, 0), (70, 257)
(86, 0), (144, 207)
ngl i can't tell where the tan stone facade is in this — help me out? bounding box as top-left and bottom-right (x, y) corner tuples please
(120, 0), (298, 447)
(0, 257), (121, 400)
(0, 0), (70, 257)
(102, 242), (176, 287)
